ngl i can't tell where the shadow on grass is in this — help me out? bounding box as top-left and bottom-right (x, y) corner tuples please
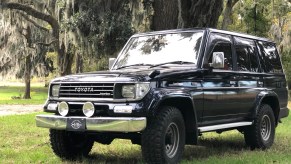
(183, 135), (249, 161)
(67, 132), (251, 163)
(85, 152), (142, 164)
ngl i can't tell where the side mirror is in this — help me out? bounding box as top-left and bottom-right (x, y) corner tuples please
(210, 52), (224, 69)
(109, 58), (116, 70)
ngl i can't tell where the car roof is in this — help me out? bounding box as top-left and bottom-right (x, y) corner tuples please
(132, 28), (274, 43)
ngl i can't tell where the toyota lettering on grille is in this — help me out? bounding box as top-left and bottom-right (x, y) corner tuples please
(75, 87), (94, 93)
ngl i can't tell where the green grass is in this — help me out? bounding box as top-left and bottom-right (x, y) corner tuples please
(0, 86), (47, 105)
(0, 113), (290, 163)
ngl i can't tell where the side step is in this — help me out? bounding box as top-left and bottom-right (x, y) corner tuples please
(198, 122), (253, 133)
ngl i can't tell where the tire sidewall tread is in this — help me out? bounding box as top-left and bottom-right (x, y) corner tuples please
(49, 129), (94, 160)
(141, 106), (185, 164)
(244, 104), (275, 149)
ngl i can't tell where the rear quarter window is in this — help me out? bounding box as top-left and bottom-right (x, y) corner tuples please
(257, 41), (283, 74)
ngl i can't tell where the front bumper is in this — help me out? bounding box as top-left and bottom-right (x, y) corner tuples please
(36, 114), (146, 132)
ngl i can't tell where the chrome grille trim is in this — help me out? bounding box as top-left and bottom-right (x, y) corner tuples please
(60, 85), (114, 88)
(59, 89), (113, 92)
(59, 83), (114, 98)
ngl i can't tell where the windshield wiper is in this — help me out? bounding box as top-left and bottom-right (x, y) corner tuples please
(150, 61), (196, 68)
(116, 63), (153, 70)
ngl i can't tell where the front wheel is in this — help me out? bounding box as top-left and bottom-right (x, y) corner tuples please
(244, 104), (275, 149)
(49, 129), (94, 160)
(141, 106), (185, 164)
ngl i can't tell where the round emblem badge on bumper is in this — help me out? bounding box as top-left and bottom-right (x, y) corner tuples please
(71, 120), (82, 129)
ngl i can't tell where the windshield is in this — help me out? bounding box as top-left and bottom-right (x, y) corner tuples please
(113, 31), (204, 69)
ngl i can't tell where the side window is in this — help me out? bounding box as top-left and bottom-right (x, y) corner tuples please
(234, 37), (259, 72)
(257, 41), (283, 73)
(206, 33), (233, 70)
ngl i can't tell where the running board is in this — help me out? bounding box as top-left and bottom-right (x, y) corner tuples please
(198, 122), (253, 133)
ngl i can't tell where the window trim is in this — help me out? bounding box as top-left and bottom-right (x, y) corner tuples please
(254, 40), (263, 73)
(202, 32), (235, 71)
(233, 36), (260, 73)
(256, 41), (283, 74)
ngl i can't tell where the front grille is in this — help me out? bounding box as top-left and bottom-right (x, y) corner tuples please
(59, 83), (114, 98)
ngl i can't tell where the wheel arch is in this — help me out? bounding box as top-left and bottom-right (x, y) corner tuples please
(153, 95), (198, 145)
(255, 91), (280, 125)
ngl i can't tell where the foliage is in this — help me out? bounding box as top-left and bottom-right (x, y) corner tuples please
(225, 0), (271, 37)
(243, 4), (271, 37)
(221, 0), (291, 83)
(0, 113), (290, 163)
(58, 2), (134, 73)
(0, 3), (54, 78)
(0, 0), (225, 75)
(282, 49), (291, 86)
(61, 0), (134, 72)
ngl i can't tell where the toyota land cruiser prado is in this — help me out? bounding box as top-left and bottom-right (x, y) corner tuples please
(36, 28), (289, 163)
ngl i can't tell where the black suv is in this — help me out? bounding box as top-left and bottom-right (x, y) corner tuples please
(36, 28), (289, 163)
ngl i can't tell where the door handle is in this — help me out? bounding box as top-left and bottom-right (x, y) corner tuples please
(258, 81), (264, 87)
(229, 81), (238, 87)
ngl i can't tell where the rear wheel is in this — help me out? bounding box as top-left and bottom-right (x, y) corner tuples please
(141, 106), (185, 164)
(49, 129), (94, 160)
(244, 104), (275, 149)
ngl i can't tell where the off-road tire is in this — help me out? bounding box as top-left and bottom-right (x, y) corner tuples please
(49, 129), (94, 160)
(244, 104), (275, 149)
(141, 106), (185, 164)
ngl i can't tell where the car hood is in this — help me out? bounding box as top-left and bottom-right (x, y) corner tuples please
(51, 67), (203, 83)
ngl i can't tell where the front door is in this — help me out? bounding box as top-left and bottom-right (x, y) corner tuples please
(201, 33), (241, 125)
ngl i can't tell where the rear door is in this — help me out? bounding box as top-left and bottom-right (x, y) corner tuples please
(233, 36), (263, 116)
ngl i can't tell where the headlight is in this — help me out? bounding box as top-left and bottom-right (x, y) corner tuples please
(121, 83), (150, 99)
(122, 85), (135, 98)
(51, 85), (60, 97)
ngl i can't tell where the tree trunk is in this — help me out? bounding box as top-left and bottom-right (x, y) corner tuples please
(23, 54), (31, 99)
(152, 0), (179, 30)
(221, 0), (239, 30)
(22, 26), (32, 99)
(75, 53), (83, 73)
(189, 0), (224, 28)
(63, 51), (74, 75)
(151, 0), (224, 30)
(58, 42), (74, 76)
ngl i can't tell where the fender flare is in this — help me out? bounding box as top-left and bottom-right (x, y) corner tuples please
(147, 91), (198, 145)
(253, 90), (280, 122)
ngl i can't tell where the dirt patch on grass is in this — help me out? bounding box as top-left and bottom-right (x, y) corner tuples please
(0, 105), (43, 116)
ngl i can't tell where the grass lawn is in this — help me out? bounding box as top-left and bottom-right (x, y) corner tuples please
(0, 113), (290, 163)
(0, 86), (47, 105)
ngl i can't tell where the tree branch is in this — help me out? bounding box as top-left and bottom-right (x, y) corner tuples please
(0, 32), (11, 49)
(17, 12), (49, 32)
(1, 2), (59, 39)
(18, 27), (26, 35)
(45, 5), (53, 16)
(0, 56), (12, 72)
(36, 40), (57, 46)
